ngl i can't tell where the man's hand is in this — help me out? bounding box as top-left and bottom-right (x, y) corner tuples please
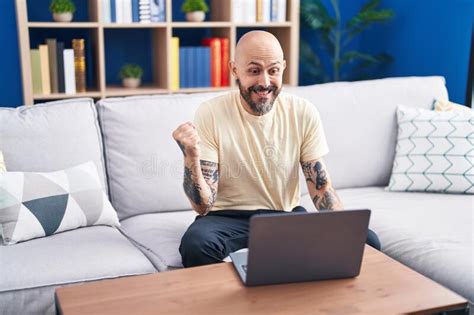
(172, 122), (201, 160)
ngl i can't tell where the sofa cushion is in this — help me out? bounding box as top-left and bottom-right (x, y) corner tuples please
(305, 187), (472, 303)
(97, 93), (223, 220)
(0, 225), (156, 292)
(119, 210), (196, 271)
(285, 76), (449, 190)
(387, 106), (473, 194)
(0, 98), (108, 193)
(0, 161), (120, 245)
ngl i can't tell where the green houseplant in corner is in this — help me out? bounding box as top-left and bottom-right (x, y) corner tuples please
(300, 0), (395, 83)
(181, 0), (209, 22)
(50, 0), (76, 23)
(120, 64), (143, 88)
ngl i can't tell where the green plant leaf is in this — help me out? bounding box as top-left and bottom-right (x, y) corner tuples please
(301, 0), (336, 32)
(119, 64), (143, 79)
(346, 0), (394, 38)
(181, 0), (209, 13)
(49, 0), (76, 14)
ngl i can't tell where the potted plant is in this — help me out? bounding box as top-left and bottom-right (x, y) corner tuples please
(119, 64), (143, 88)
(50, 0), (76, 22)
(181, 0), (209, 22)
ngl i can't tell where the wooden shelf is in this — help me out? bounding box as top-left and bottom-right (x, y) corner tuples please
(28, 22), (99, 28)
(16, 0), (300, 105)
(33, 90), (102, 100)
(103, 23), (167, 29)
(171, 22), (232, 28)
(106, 85), (168, 97)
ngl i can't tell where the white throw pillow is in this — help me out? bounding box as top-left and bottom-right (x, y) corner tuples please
(0, 161), (120, 245)
(387, 105), (473, 194)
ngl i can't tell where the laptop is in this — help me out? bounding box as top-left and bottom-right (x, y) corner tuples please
(229, 209), (371, 286)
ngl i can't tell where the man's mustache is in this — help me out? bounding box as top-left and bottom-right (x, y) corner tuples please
(249, 85), (277, 93)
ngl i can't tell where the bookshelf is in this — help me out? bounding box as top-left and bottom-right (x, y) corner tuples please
(16, 0), (300, 105)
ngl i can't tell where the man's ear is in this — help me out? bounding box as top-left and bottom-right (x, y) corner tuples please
(229, 61), (238, 78)
(283, 60), (287, 70)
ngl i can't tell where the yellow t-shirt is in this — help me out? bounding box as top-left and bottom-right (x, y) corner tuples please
(194, 90), (329, 212)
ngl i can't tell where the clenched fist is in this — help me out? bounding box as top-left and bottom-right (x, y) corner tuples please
(172, 122), (201, 159)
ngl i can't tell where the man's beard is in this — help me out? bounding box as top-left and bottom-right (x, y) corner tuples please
(236, 79), (281, 115)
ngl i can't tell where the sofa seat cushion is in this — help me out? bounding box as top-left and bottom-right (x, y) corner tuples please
(0, 225), (156, 292)
(119, 210), (197, 271)
(302, 187), (473, 302)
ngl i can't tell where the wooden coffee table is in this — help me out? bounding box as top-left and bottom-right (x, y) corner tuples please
(56, 246), (468, 314)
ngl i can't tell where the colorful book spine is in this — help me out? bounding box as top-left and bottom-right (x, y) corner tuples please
(30, 49), (42, 95)
(202, 47), (210, 87)
(220, 38), (229, 86)
(111, 0), (117, 22)
(262, 0), (271, 22)
(150, 0), (160, 22)
(185, 47), (193, 88)
(256, 0), (263, 22)
(102, 0), (112, 23)
(72, 39), (86, 93)
(46, 38), (58, 94)
(277, 0), (286, 22)
(56, 42), (65, 93)
(63, 49), (76, 94)
(123, 0), (133, 23)
(270, 0), (278, 21)
(38, 45), (51, 95)
(115, 0), (124, 23)
(170, 37), (180, 90)
(158, 0), (165, 22)
(139, 0), (151, 23)
(179, 47), (187, 88)
(202, 38), (222, 87)
(131, 0), (139, 22)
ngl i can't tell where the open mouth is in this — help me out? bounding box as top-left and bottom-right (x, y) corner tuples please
(253, 90), (272, 97)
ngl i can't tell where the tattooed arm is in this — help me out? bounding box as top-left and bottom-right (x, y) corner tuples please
(301, 158), (343, 211)
(183, 159), (219, 215)
(172, 121), (219, 215)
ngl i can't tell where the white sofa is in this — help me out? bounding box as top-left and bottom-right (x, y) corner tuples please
(0, 76), (472, 314)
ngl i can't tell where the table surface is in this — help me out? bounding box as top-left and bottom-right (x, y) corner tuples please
(56, 246), (468, 315)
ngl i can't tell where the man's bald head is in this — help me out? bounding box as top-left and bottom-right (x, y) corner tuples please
(234, 31), (284, 66)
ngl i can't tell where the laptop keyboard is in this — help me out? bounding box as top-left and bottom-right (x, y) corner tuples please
(241, 264), (248, 273)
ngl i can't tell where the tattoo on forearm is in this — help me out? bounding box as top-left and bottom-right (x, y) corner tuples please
(302, 161), (328, 189)
(176, 140), (186, 156)
(183, 166), (202, 205)
(302, 160), (343, 211)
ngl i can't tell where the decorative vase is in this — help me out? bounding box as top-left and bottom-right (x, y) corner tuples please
(186, 11), (205, 22)
(53, 12), (73, 22)
(122, 78), (141, 88)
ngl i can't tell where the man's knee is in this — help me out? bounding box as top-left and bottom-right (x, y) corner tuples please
(366, 229), (381, 251)
(179, 227), (224, 268)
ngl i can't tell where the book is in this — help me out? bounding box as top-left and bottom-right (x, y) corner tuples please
(46, 38), (58, 94)
(30, 49), (42, 94)
(56, 42), (65, 93)
(72, 39), (86, 93)
(150, 0), (159, 22)
(262, 0), (271, 22)
(179, 47), (187, 88)
(202, 47), (210, 87)
(131, 0), (139, 22)
(246, 0), (257, 23)
(271, 0), (278, 21)
(276, 0), (286, 22)
(63, 49), (76, 94)
(202, 38), (222, 87)
(232, 0), (244, 23)
(220, 38), (229, 86)
(170, 37), (180, 90)
(256, 0), (263, 22)
(123, 0), (133, 23)
(38, 45), (50, 95)
(102, 0), (112, 23)
(115, 0), (123, 23)
(158, 0), (165, 22)
(111, 0), (116, 22)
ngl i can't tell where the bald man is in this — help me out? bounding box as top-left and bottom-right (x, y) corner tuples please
(172, 31), (380, 267)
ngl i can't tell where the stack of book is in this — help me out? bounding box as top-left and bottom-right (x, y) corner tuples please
(233, 0), (286, 23)
(170, 37), (230, 90)
(101, 0), (166, 23)
(29, 38), (86, 95)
